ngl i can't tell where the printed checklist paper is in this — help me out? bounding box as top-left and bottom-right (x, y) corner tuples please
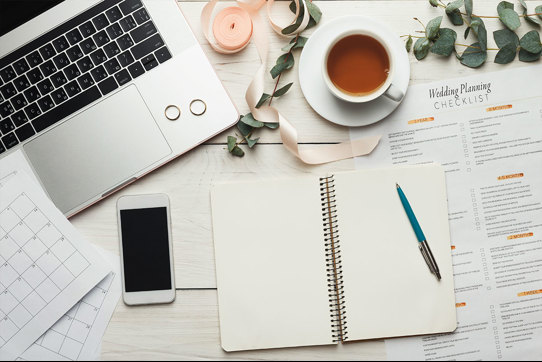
(0, 168), (110, 361)
(351, 65), (542, 360)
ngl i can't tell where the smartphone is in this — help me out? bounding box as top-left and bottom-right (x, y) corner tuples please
(117, 194), (176, 306)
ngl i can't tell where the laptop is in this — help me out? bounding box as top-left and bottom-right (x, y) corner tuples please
(0, 0), (239, 216)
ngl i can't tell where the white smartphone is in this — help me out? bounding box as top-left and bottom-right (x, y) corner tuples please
(117, 194), (176, 306)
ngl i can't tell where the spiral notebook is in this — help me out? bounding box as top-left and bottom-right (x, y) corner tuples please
(211, 165), (457, 352)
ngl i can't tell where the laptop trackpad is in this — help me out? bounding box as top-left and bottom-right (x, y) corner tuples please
(24, 85), (172, 214)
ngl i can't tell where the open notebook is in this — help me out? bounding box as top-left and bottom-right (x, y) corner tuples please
(211, 165), (457, 352)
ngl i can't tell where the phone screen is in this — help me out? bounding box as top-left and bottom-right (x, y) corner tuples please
(120, 207), (172, 292)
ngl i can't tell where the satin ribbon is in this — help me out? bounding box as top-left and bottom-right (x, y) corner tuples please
(201, 0), (381, 164)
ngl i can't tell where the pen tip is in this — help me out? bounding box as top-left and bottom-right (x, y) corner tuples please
(396, 183), (400, 189)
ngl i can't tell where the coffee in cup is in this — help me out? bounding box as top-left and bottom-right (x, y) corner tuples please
(323, 30), (404, 103)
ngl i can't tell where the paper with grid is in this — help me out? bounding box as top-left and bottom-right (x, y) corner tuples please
(0, 173), (110, 361)
(18, 249), (121, 361)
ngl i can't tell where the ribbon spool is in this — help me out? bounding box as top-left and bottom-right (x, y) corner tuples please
(201, 0), (381, 164)
(212, 7), (253, 52)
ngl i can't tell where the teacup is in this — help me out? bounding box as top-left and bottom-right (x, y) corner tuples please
(322, 29), (404, 103)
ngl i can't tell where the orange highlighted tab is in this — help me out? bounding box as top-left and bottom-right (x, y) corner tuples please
(456, 302), (467, 308)
(451, 245), (456, 250)
(508, 233), (533, 240)
(408, 117), (434, 125)
(498, 173), (524, 181)
(487, 105), (512, 112)
(518, 290), (542, 297)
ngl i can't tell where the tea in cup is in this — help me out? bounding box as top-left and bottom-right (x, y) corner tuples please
(323, 30), (404, 103)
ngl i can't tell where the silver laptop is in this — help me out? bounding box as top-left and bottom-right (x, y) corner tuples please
(0, 0), (239, 216)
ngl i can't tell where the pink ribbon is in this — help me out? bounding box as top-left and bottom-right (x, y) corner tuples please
(201, 0), (381, 164)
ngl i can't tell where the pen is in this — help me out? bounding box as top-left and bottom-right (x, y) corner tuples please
(396, 183), (442, 281)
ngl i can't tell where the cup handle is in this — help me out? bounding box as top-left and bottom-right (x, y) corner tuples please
(384, 83), (404, 102)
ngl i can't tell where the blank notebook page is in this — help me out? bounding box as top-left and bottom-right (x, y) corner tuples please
(211, 176), (333, 352)
(333, 165), (457, 341)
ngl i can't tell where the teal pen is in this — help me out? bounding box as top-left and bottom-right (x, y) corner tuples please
(396, 183), (442, 281)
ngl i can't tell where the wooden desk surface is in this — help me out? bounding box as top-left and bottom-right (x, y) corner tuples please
(69, 0), (536, 359)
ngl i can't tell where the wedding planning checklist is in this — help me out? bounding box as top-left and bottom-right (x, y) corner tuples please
(351, 65), (542, 360)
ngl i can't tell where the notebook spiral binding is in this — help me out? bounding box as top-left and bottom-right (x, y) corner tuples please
(320, 175), (348, 343)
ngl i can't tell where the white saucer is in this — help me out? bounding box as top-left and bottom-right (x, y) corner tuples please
(299, 16), (410, 127)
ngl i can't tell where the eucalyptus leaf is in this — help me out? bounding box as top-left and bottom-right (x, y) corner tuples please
(282, 23), (301, 36)
(283, 36), (307, 52)
(426, 16), (443, 40)
(282, 2), (305, 35)
(519, 0), (542, 25)
(499, 9), (521, 30)
(281, 42), (296, 53)
(526, 13), (542, 26)
(256, 93), (272, 108)
(431, 28), (457, 56)
(495, 43), (517, 64)
(237, 121), (253, 137)
(294, 36), (308, 50)
(445, 0), (464, 14)
(465, 0), (473, 17)
(306, 1), (323, 24)
(276, 54), (292, 66)
(537, 6), (542, 20)
(460, 42), (487, 68)
(274, 82), (294, 97)
(497, 2), (521, 31)
(289, 0), (297, 14)
(429, 0), (439, 7)
(264, 122), (280, 129)
(306, 17), (318, 30)
(497, 1), (514, 13)
(520, 31), (542, 54)
(246, 137), (260, 149)
(493, 28), (519, 48)
(470, 17), (487, 50)
(270, 54), (295, 79)
(240, 113), (264, 128)
(447, 9), (464, 25)
(519, 48), (542, 62)
(227, 136), (237, 152)
(231, 146), (245, 157)
(414, 37), (432, 60)
(406, 36), (413, 52)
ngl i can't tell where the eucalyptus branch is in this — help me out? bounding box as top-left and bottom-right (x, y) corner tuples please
(234, 131), (253, 148)
(269, 34), (300, 107)
(437, 3), (541, 18)
(403, 34), (501, 50)
(227, 0), (322, 157)
(407, 0), (542, 67)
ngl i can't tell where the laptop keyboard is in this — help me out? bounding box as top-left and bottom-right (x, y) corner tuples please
(0, 0), (172, 154)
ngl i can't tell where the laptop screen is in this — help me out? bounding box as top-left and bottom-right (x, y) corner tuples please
(0, 0), (66, 37)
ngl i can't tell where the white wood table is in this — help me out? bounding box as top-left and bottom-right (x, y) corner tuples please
(70, 0), (538, 359)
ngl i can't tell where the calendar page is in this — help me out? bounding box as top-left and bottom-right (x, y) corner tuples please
(18, 249), (121, 361)
(0, 172), (110, 361)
